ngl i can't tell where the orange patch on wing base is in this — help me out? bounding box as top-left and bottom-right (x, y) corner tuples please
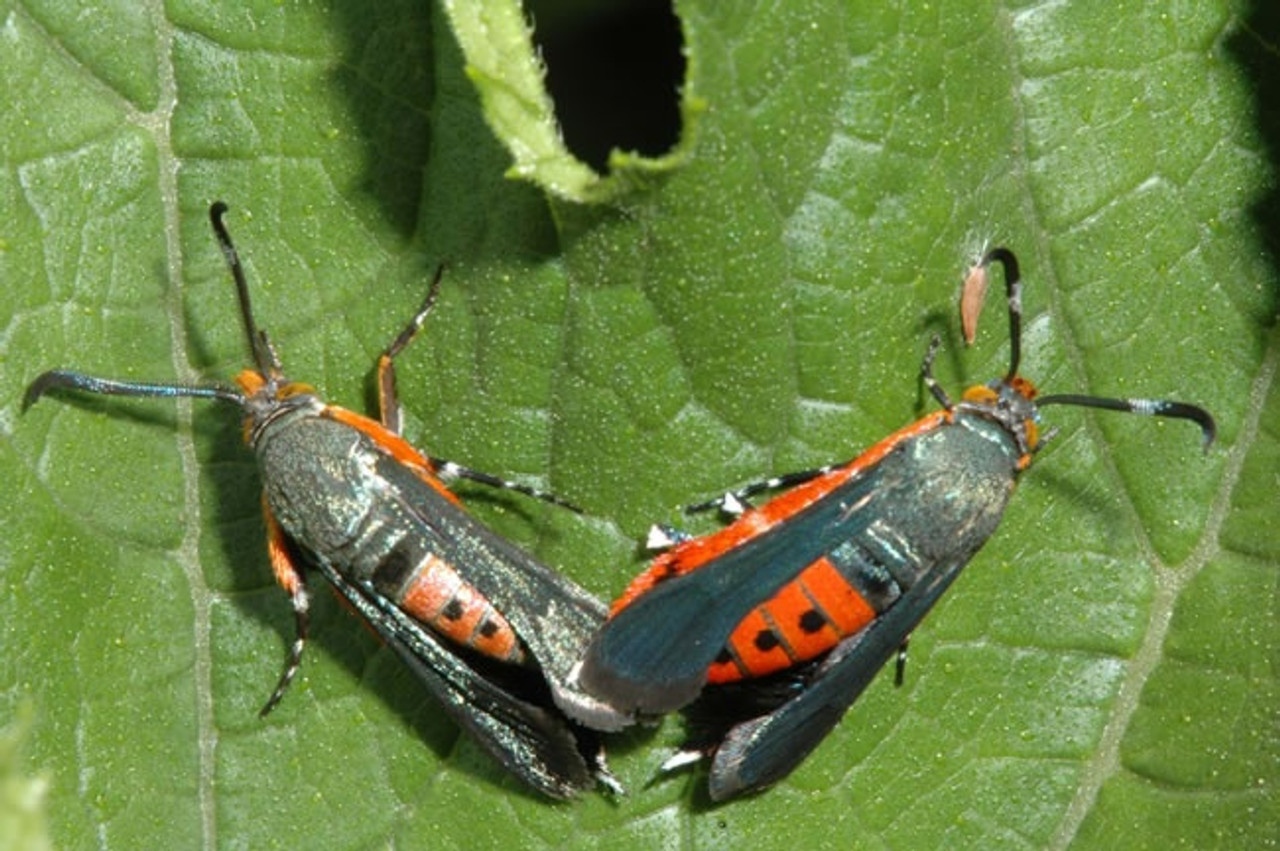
(321, 405), (461, 505)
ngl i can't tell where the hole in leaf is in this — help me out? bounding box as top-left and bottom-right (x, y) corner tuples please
(525, 0), (685, 173)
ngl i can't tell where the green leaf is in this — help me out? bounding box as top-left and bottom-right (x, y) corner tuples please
(441, 0), (701, 201)
(2, 1), (1276, 849)
(0, 707), (52, 851)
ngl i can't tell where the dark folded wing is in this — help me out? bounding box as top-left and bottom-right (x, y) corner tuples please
(577, 468), (885, 716)
(707, 553), (969, 800)
(373, 454), (631, 731)
(312, 559), (594, 798)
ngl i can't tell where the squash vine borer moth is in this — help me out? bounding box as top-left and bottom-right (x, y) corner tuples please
(570, 247), (1215, 800)
(25, 203), (628, 799)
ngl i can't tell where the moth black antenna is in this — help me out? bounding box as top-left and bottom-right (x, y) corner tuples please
(210, 202), (277, 379)
(978, 247), (1022, 381)
(974, 247), (1215, 450)
(1037, 393), (1216, 450)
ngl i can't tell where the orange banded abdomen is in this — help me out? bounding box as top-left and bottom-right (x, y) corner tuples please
(393, 552), (525, 663)
(707, 556), (880, 683)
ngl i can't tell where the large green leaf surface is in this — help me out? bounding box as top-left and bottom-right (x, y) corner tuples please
(1, 1), (1276, 849)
